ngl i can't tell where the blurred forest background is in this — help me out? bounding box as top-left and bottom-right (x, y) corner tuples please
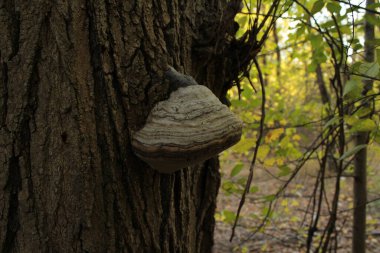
(213, 0), (380, 252)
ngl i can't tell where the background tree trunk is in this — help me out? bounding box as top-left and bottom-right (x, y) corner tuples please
(0, 1), (239, 252)
(352, 0), (375, 252)
(315, 64), (330, 105)
(272, 23), (281, 85)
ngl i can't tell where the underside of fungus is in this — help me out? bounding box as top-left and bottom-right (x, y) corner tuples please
(131, 68), (243, 173)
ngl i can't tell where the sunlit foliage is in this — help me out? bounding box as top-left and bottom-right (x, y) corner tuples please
(217, 0), (380, 251)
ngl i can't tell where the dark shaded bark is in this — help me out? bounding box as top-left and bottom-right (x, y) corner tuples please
(263, 55), (269, 86)
(273, 23), (281, 85)
(0, 1), (240, 252)
(353, 136), (368, 253)
(314, 63), (337, 172)
(315, 64), (330, 105)
(352, 0), (375, 252)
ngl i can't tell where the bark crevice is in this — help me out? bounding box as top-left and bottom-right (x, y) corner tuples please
(2, 152), (21, 253)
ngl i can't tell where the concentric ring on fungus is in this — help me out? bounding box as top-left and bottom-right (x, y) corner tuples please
(131, 67), (243, 173)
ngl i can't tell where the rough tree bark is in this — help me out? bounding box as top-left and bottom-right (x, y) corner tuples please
(0, 1), (241, 252)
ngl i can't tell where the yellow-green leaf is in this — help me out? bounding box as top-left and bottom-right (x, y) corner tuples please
(230, 163), (244, 177)
(264, 157), (276, 166)
(350, 118), (377, 132)
(339, 144), (367, 160)
(265, 128), (284, 142)
(344, 115), (358, 126)
(221, 210), (236, 223)
(232, 138), (255, 153)
(278, 166), (291, 177)
(258, 145), (270, 160)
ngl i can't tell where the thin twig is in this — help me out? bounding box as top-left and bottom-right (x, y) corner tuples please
(334, 0), (380, 15)
(230, 57), (266, 241)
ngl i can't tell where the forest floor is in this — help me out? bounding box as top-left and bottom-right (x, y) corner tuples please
(213, 146), (380, 253)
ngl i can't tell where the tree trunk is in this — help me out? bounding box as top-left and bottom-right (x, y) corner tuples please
(352, 0), (375, 252)
(315, 64), (330, 105)
(273, 22), (281, 85)
(0, 1), (239, 252)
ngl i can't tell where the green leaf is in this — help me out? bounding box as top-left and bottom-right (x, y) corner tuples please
(352, 39), (363, 51)
(339, 25), (352, 34)
(261, 206), (274, 218)
(355, 107), (372, 118)
(264, 194), (276, 201)
(222, 181), (237, 195)
(356, 62), (380, 80)
(351, 62), (363, 72)
(307, 61), (318, 72)
(250, 185), (259, 193)
(368, 3), (380, 9)
(377, 49), (380, 65)
(324, 116), (339, 129)
(326, 2), (341, 13)
(311, 0), (325, 14)
(365, 14), (380, 26)
(230, 163), (244, 177)
(364, 62), (380, 78)
(339, 144), (367, 160)
(278, 166), (291, 177)
(313, 51), (327, 64)
(310, 34), (324, 49)
(222, 210), (236, 223)
(230, 99), (246, 108)
(321, 20), (335, 28)
(350, 118), (377, 132)
(295, 25), (306, 38)
(343, 79), (361, 96)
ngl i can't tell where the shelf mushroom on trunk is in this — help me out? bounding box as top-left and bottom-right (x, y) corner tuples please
(131, 67), (243, 173)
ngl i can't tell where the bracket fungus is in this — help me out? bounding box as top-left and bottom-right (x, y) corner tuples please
(131, 67), (243, 173)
